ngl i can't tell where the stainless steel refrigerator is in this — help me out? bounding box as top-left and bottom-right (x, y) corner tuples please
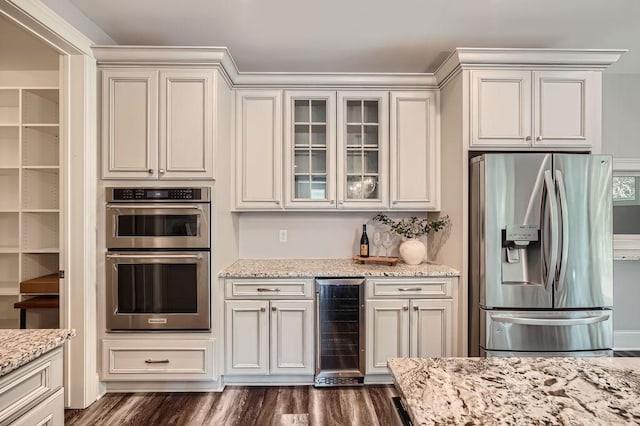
(469, 153), (613, 357)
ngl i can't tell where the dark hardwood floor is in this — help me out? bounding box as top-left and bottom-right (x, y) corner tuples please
(64, 385), (399, 425)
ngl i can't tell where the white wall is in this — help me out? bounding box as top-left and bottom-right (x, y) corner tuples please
(238, 212), (446, 260)
(603, 72), (640, 348)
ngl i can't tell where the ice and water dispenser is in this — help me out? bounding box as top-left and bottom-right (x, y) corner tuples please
(501, 224), (543, 285)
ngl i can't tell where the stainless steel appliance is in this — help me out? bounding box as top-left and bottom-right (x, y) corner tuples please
(469, 153), (613, 357)
(106, 187), (210, 249)
(105, 187), (211, 331)
(315, 278), (365, 386)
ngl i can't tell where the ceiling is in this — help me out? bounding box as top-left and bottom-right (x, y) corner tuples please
(43, 0), (640, 73)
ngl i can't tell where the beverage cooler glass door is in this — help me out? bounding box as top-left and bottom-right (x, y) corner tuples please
(475, 153), (553, 309)
(315, 278), (365, 386)
(552, 154), (613, 309)
(106, 204), (210, 249)
(106, 251), (210, 330)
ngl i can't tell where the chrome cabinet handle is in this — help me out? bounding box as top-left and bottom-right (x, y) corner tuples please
(398, 287), (423, 292)
(145, 359), (169, 364)
(524, 136), (532, 141)
(256, 288), (281, 292)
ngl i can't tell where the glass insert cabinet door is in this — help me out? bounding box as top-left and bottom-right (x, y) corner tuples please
(337, 91), (389, 208)
(284, 91), (337, 208)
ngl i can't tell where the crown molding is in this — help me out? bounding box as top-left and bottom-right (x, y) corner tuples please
(613, 157), (640, 173)
(1, 0), (94, 56)
(436, 47), (627, 86)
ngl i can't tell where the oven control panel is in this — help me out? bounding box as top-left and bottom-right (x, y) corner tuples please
(108, 187), (210, 202)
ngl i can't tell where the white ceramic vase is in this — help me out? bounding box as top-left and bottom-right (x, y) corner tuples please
(398, 238), (427, 265)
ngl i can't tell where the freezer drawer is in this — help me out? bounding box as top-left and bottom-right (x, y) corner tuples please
(481, 309), (612, 352)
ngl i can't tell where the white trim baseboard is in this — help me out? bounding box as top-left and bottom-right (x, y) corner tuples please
(614, 330), (640, 350)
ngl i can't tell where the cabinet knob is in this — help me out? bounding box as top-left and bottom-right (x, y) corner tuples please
(329, 200), (334, 204)
(524, 136), (532, 141)
(338, 200), (344, 205)
(403, 306), (409, 311)
(159, 169), (165, 174)
(275, 200), (281, 205)
(536, 136), (543, 141)
(414, 306), (419, 311)
(272, 307), (277, 312)
(147, 169), (153, 174)
(260, 307), (266, 312)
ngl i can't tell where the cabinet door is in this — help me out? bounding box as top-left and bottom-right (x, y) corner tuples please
(235, 90), (283, 209)
(533, 71), (597, 149)
(337, 91), (389, 209)
(159, 70), (215, 179)
(225, 300), (269, 375)
(470, 70), (532, 148)
(410, 299), (453, 357)
(270, 300), (314, 374)
(283, 91), (336, 209)
(101, 69), (158, 179)
(390, 91), (440, 210)
(366, 300), (409, 374)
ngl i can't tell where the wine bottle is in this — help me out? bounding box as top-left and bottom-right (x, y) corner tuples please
(360, 224), (370, 257)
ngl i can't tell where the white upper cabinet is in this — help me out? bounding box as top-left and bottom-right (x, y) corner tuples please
(470, 69), (597, 150)
(101, 68), (215, 180)
(235, 89), (283, 209)
(337, 91), (389, 209)
(283, 91), (336, 209)
(390, 91), (440, 210)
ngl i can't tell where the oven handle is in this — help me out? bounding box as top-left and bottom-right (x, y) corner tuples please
(106, 254), (203, 259)
(106, 204), (203, 210)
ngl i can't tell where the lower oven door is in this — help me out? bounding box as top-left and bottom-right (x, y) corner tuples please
(106, 251), (210, 330)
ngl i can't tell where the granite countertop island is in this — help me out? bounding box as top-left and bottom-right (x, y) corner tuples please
(0, 329), (75, 377)
(388, 357), (640, 425)
(219, 258), (460, 278)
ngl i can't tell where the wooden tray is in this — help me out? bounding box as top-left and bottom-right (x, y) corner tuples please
(352, 255), (399, 266)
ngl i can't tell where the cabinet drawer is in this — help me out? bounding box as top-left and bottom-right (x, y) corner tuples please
(0, 347), (62, 425)
(102, 339), (215, 381)
(367, 278), (453, 298)
(225, 279), (313, 299)
(12, 387), (63, 426)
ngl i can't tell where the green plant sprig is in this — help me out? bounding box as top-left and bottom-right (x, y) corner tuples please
(372, 213), (450, 239)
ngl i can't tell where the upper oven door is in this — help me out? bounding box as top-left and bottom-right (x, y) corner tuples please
(106, 203), (210, 249)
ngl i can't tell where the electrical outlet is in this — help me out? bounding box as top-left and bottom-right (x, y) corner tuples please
(279, 229), (288, 242)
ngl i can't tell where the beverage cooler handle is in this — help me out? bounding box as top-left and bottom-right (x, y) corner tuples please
(491, 313), (609, 326)
(315, 291), (321, 375)
(543, 170), (559, 290)
(555, 170), (569, 292)
(106, 254), (202, 259)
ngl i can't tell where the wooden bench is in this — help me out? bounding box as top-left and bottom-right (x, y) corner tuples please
(14, 274), (59, 329)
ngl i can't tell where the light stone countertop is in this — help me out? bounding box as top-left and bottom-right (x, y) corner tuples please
(0, 329), (75, 377)
(388, 357), (640, 425)
(219, 258), (460, 278)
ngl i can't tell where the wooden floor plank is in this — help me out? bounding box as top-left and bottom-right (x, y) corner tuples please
(65, 385), (398, 425)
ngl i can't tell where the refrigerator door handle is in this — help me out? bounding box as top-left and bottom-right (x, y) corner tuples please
(491, 313), (610, 326)
(543, 170), (559, 290)
(555, 170), (569, 291)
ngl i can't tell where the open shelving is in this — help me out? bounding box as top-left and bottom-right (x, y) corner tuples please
(0, 87), (60, 328)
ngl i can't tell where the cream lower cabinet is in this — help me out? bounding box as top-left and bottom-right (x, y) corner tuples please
(470, 69), (598, 150)
(0, 347), (63, 425)
(225, 299), (314, 375)
(101, 68), (216, 180)
(365, 278), (455, 375)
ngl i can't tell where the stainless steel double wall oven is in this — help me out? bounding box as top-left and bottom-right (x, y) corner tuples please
(105, 187), (211, 330)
